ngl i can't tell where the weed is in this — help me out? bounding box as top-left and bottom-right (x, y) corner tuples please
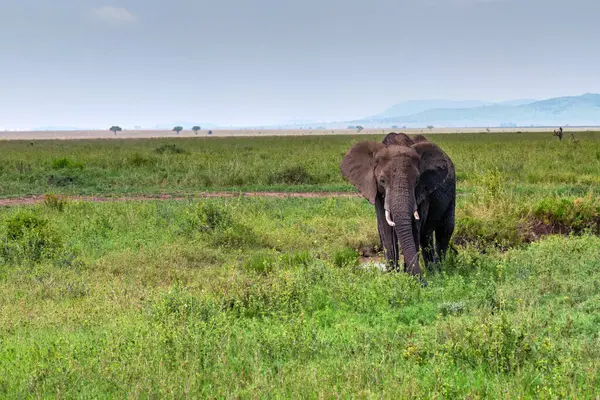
(43, 193), (68, 212)
(51, 157), (83, 169)
(438, 301), (466, 316)
(331, 247), (359, 268)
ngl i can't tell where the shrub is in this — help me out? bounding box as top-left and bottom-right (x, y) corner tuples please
(43, 193), (68, 212)
(51, 157), (83, 170)
(1, 212), (63, 265)
(533, 195), (600, 232)
(51, 157), (74, 169)
(439, 314), (534, 373)
(180, 202), (264, 249)
(196, 202), (233, 232)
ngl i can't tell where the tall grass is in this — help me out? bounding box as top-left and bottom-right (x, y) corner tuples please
(0, 198), (599, 397)
(0, 132), (599, 197)
(1, 132), (600, 396)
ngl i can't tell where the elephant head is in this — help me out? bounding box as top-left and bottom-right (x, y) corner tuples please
(340, 137), (453, 277)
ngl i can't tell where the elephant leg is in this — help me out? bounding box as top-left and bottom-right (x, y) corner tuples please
(416, 201), (433, 270)
(375, 193), (399, 271)
(435, 202), (455, 263)
(421, 231), (436, 270)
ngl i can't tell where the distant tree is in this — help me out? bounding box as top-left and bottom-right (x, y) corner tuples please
(356, 126), (364, 133)
(208, 130), (213, 135)
(553, 127), (563, 141)
(192, 126), (201, 135)
(109, 126), (122, 135)
(173, 126), (183, 134)
(391, 125), (398, 129)
(347, 126), (356, 130)
(427, 125), (434, 131)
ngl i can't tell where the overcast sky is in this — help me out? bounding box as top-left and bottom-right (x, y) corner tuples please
(1, 0), (599, 128)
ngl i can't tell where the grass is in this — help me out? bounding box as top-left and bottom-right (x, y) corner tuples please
(0, 196), (600, 397)
(0, 131), (599, 198)
(1, 131), (600, 397)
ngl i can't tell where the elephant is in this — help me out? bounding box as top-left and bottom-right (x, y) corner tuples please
(340, 133), (456, 279)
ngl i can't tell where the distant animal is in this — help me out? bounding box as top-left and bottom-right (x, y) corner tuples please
(340, 133), (456, 281)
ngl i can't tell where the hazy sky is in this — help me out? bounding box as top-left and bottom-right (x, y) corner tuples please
(1, 0), (599, 128)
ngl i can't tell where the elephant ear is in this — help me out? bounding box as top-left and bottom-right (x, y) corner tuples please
(411, 141), (453, 204)
(411, 134), (429, 144)
(340, 141), (385, 204)
(382, 132), (414, 147)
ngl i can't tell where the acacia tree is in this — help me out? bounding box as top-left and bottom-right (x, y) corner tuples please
(173, 126), (183, 134)
(192, 126), (201, 135)
(356, 126), (364, 133)
(109, 126), (122, 135)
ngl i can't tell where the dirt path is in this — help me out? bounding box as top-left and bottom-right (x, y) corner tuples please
(0, 192), (363, 207)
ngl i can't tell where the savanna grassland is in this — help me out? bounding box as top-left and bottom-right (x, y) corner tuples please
(1, 132), (600, 398)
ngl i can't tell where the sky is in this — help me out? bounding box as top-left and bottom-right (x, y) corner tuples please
(1, 0), (599, 129)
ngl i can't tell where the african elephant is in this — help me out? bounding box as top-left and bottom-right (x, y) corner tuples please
(340, 133), (456, 279)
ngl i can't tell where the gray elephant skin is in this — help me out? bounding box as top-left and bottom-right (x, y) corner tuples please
(340, 132), (456, 278)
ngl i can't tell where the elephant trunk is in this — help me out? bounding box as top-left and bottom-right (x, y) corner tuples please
(387, 190), (421, 277)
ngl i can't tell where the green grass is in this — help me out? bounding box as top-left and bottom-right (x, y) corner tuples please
(1, 132), (599, 198)
(1, 197), (600, 397)
(1, 131), (600, 397)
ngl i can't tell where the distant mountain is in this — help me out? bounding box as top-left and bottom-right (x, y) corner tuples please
(370, 99), (538, 120)
(354, 93), (600, 128)
(496, 99), (538, 107)
(371, 100), (490, 120)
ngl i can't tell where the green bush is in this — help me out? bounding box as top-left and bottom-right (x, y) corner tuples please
(51, 157), (83, 169)
(1, 212), (63, 265)
(439, 314), (534, 373)
(180, 202), (265, 249)
(533, 195), (600, 232)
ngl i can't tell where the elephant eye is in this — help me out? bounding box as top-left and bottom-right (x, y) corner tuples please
(379, 177), (385, 185)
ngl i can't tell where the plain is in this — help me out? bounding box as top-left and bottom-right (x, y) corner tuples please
(1, 131), (600, 398)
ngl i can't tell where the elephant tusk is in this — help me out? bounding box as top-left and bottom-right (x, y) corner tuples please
(385, 210), (396, 227)
(413, 210), (420, 220)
